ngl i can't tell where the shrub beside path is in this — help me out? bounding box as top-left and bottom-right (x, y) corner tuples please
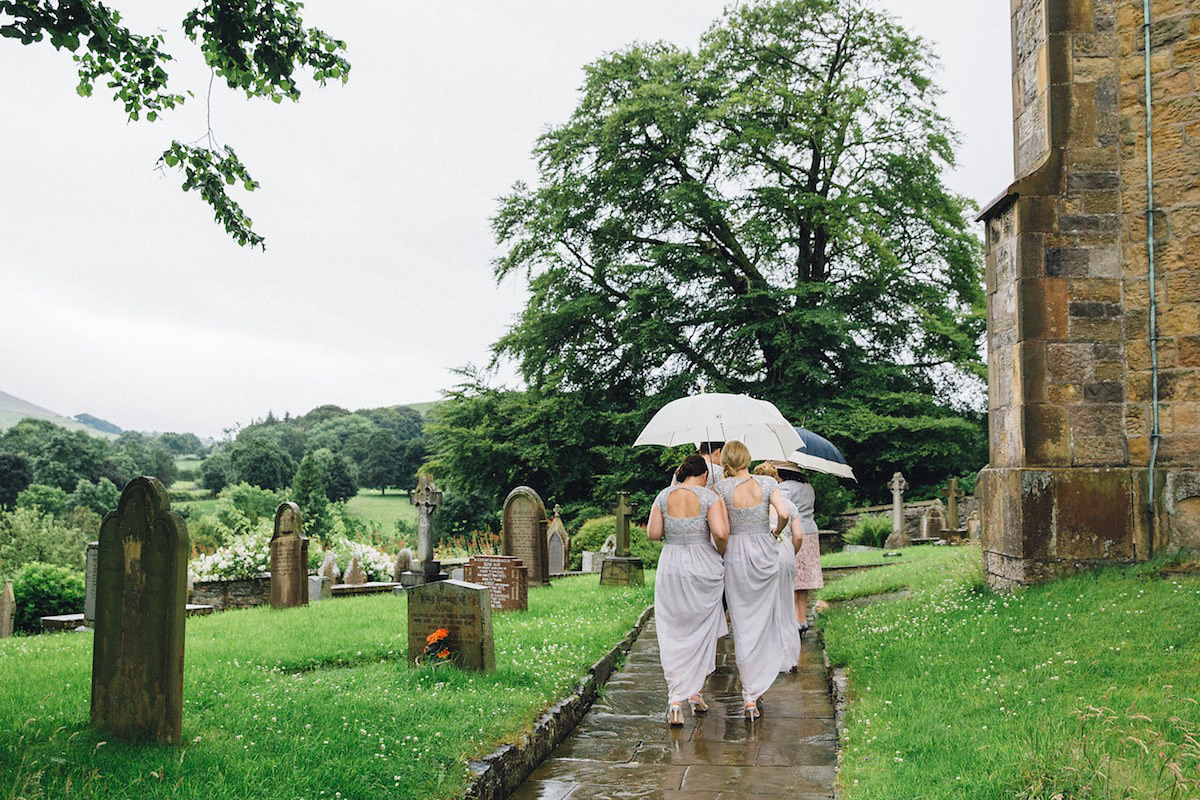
(509, 617), (836, 799)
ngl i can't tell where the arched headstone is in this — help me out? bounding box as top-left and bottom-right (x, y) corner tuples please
(270, 502), (308, 608)
(502, 487), (550, 586)
(546, 507), (568, 575)
(91, 476), (188, 744)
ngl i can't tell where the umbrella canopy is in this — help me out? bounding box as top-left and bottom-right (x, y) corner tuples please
(634, 393), (804, 461)
(785, 426), (856, 481)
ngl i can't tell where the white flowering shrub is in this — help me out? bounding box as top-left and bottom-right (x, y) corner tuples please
(190, 523), (272, 581)
(326, 536), (392, 582)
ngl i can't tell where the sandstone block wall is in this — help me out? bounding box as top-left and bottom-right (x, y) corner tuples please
(978, 0), (1200, 588)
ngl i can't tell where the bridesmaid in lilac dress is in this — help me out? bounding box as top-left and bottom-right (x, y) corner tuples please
(778, 469), (823, 639)
(715, 441), (802, 720)
(647, 454), (730, 726)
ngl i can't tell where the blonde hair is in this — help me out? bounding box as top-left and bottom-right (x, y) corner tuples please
(721, 440), (751, 476)
(754, 462), (779, 480)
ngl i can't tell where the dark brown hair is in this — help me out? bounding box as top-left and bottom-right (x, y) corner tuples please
(675, 454), (710, 482)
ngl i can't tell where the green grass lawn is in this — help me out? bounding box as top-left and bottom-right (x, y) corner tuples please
(345, 489), (418, 531)
(821, 546), (1200, 799)
(0, 574), (654, 800)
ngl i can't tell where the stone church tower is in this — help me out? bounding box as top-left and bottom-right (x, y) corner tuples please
(978, 0), (1200, 588)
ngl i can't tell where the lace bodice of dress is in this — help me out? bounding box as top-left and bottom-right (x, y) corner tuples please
(715, 475), (777, 536)
(653, 484), (717, 546)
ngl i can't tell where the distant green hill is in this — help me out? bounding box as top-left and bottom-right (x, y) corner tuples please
(0, 390), (116, 438)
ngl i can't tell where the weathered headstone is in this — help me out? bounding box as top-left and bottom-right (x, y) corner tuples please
(464, 554), (528, 611)
(270, 502), (309, 608)
(403, 476), (448, 587)
(967, 510), (982, 542)
(91, 476), (188, 745)
(0, 580), (14, 638)
(392, 547), (414, 582)
(941, 478), (965, 531)
(406, 579), (495, 671)
(343, 553), (368, 586)
(546, 505), (568, 575)
(319, 552), (340, 586)
(308, 575), (331, 601)
(601, 492), (644, 586)
(600, 535), (617, 556)
(919, 504), (948, 540)
(84, 540), (99, 625)
(501, 486), (550, 586)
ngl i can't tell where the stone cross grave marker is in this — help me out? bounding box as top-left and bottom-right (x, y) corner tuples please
(91, 476), (188, 745)
(407, 579), (495, 671)
(270, 502), (309, 608)
(601, 492), (644, 586)
(343, 553), (368, 585)
(889, 472), (908, 535)
(0, 580), (13, 638)
(546, 504), (568, 575)
(84, 540), (99, 625)
(502, 486), (550, 586)
(319, 551), (340, 586)
(405, 475), (446, 585)
(613, 492), (633, 556)
(884, 472), (911, 549)
(464, 554), (528, 611)
(941, 478), (965, 531)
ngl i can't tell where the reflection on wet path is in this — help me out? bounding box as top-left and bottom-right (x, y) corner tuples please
(508, 618), (836, 800)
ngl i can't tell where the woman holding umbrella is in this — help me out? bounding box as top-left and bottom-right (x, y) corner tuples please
(715, 441), (802, 720)
(646, 454), (731, 726)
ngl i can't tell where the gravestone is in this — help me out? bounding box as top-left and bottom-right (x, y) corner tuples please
(941, 478), (965, 531)
(600, 492), (644, 587)
(501, 486), (550, 586)
(319, 552), (340, 586)
(885, 472), (911, 549)
(270, 502), (309, 608)
(91, 476), (188, 745)
(403, 476), (448, 587)
(464, 554), (528, 611)
(308, 575), (331, 601)
(84, 541), (99, 625)
(406, 579), (495, 671)
(343, 554), (368, 586)
(392, 547), (414, 582)
(600, 535), (617, 556)
(546, 505), (568, 575)
(967, 510), (982, 542)
(0, 580), (13, 638)
(580, 552), (602, 573)
(916, 504), (948, 543)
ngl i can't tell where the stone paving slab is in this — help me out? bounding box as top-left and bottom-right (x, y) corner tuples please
(507, 619), (836, 800)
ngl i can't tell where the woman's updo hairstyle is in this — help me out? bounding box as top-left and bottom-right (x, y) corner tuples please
(675, 454), (709, 482)
(721, 440), (751, 476)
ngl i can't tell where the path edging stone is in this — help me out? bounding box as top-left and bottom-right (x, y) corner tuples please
(463, 603), (654, 800)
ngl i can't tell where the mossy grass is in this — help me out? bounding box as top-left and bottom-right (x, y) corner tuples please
(0, 574), (653, 799)
(822, 546), (1200, 798)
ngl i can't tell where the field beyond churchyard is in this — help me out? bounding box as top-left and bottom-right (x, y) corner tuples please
(820, 546), (1200, 799)
(0, 575), (653, 800)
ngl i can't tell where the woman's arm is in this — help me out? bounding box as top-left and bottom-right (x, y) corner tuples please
(789, 514), (804, 554)
(708, 497), (730, 556)
(647, 503), (664, 541)
(769, 488), (790, 536)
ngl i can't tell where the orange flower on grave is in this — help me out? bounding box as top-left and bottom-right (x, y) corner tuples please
(437, 649), (450, 659)
(426, 628), (449, 646)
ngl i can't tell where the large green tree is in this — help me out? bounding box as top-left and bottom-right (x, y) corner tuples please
(2, 0), (349, 247)
(488, 0), (986, 501)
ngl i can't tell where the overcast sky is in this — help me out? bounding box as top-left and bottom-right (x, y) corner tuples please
(0, 1), (1013, 439)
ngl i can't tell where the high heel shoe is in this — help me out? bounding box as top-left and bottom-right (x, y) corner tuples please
(744, 701), (760, 721)
(667, 704), (685, 726)
(688, 694), (709, 714)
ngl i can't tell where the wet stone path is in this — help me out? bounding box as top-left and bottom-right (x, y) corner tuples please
(508, 617), (837, 800)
